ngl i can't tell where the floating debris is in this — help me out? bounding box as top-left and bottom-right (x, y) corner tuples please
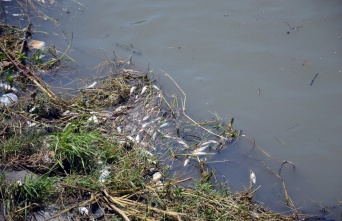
(130, 86), (137, 95)
(85, 81), (97, 89)
(193, 145), (208, 153)
(0, 93), (18, 107)
(28, 40), (46, 50)
(159, 122), (170, 128)
(152, 172), (162, 182)
(184, 158), (190, 167)
(78, 207), (89, 216)
(250, 170), (256, 184)
(99, 166), (111, 183)
(141, 85), (148, 95)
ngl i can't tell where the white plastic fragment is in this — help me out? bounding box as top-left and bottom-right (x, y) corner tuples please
(78, 207), (89, 215)
(152, 85), (160, 90)
(0, 93), (18, 107)
(152, 172), (162, 182)
(250, 170), (256, 184)
(99, 166), (111, 183)
(117, 126), (122, 133)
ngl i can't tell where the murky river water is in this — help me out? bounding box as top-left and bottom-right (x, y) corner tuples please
(4, 0), (342, 219)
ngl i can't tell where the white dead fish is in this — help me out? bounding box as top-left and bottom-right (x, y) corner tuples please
(114, 106), (127, 113)
(201, 140), (218, 146)
(250, 170), (256, 184)
(27, 121), (37, 127)
(177, 139), (189, 148)
(152, 172), (162, 182)
(159, 122), (170, 128)
(130, 86), (137, 95)
(191, 151), (214, 156)
(193, 145), (208, 153)
(184, 158), (190, 167)
(141, 85), (148, 95)
(126, 136), (134, 142)
(142, 122), (149, 128)
(135, 133), (140, 143)
(29, 106), (36, 113)
(152, 132), (157, 140)
(85, 81), (97, 89)
(142, 115), (150, 121)
(62, 110), (70, 115)
(28, 40), (45, 50)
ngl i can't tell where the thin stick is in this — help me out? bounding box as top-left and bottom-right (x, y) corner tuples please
(103, 196), (131, 221)
(310, 73), (319, 86)
(0, 44), (57, 100)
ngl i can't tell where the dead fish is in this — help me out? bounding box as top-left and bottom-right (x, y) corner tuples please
(28, 40), (45, 50)
(159, 122), (170, 128)
(130, 86), (137, 95)
(135, 133), (140, 143)
(141, 85), (148, 95)
(250, 170), (256, 184)
(177, 139), (189, 148)
(201, 140), (218, 146)
(193, 145), (208, 153)
(85, 81), (97, 89)
(143, 115), (150, 121)
(142, 122), (149, 128)
(191, 151), (214, 156)
(126, 136), (134, 142)
(184, 158), (190, 167)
